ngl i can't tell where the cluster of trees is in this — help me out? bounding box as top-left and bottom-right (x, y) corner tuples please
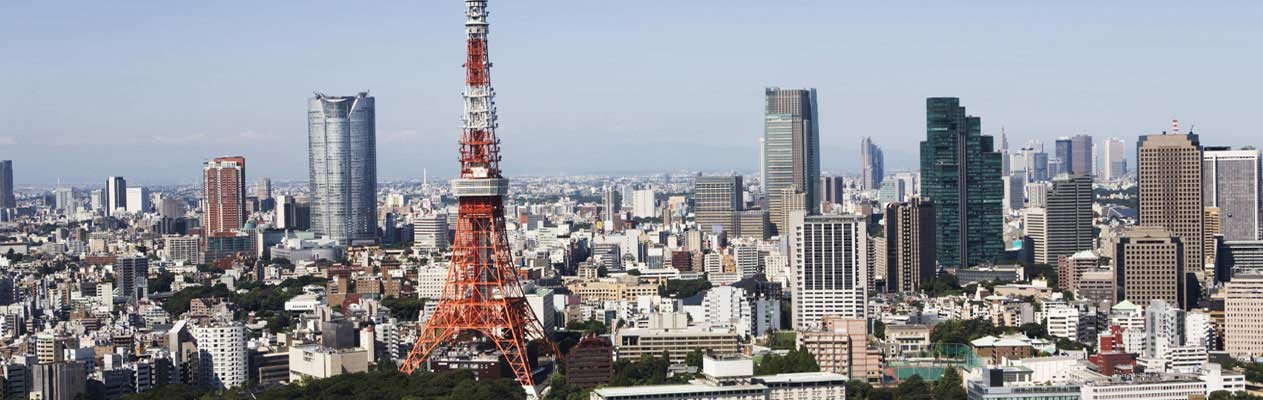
(543, 375), (592, 400)
(658, 278), (711, 298)
(161, 276), (327, 331)
(565, 319), (608, 335)
(931, 319), (1090, 353)
(148, 270), (177, 293)
(1222, 359), (1263, 383)
(120, 369), (525, 400)
(846, 369), (965, 400)
(920, 274), (962, 297)
(381, 297), (426, 321)
(1209, 390), (1263, 400)
(754, 347), (819, 375)
(766, 331), (797, 350)
(609, 353), (690, 387)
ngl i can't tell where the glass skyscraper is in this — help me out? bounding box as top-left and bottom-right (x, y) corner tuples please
(0, 160), (13, 209)
(919, 97), (1003, 268)
(308, 92), (378, 245)
(763, 87), (820, 234)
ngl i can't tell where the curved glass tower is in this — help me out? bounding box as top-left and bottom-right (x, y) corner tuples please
(308, 92), (377, 245)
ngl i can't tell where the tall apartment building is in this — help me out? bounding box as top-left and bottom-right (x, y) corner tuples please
(763, 87), (820, 234)
(191, 320), (248, 389)
(308, 92), (378, 245)
(884, 198), (936, 293)
(1103, 138), (1127, 180)
(116, 255), (150, 301)
(1138, 131), (1205, 283)
(919, 97), (1003, 267)
(1225, 274), (1263, 358)
(1043, 174), (1094, 263)
(791, 212), (867, 330)
(1114, 226), (1186, 309)
(164, 235), (204, 265)
(860, 137), (884, 190)
(1203, 147), (1261, 241)
(694, 176), (743, 235)
(0, 160), (13, 208)
(203, 157), (247, 236)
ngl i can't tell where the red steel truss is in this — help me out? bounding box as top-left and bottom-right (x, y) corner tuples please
(400, 0), (558, 396)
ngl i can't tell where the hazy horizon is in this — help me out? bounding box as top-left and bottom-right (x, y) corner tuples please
(3, 1), (1260, 185)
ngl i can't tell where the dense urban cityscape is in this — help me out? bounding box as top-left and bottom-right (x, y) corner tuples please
(3, 2), (1263, 400)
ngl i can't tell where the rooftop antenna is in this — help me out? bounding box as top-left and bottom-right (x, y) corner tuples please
(1172, 119), (1180, 135)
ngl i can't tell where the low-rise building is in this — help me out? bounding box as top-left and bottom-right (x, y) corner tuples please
(590, 356), (846, 400)
(288, 345), (370, 381)
(613, 313), (739, 365)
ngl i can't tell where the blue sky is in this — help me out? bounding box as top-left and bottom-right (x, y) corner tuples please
(2, 1), (1260, 185)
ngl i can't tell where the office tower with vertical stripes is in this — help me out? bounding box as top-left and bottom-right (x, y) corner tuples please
(1203, 147), (1261, 241)
(1138, 126), (1206, 285)
(694, 176), (743, 235)
(919, 97), (1003, 268)
(763, 87), (820, 234)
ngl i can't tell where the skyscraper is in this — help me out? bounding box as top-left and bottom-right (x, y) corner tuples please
(105, 176), (127, 217)
(1070, 134), (1093, 175)
(764, 87), (820, 234)
(308, 92), (378, 245)
(919, 97), (1003, 268)
(1103, 138), (1127, 180)
(0, 160), (13, 209)
(1054, 138), (1072, 176)
(820, 175), (845, 207)
(1138, 130), (1205, 281)
(254, 177), (272, 200)
(884, 198), (936, 293)
(125, 186), (149, 214)
(1114, 226), (1185, 309)
(1043, 174), (1094, 263)
(53, 187), (74, 212)
(1203, 147), (1261, 241)
(860, 137), (884, 190)
(694, 176), (743, 235)
(202, 157), (247, 237)
(791, 212), (867, 330)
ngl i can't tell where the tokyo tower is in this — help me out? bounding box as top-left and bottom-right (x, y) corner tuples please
(399, 0), (557, 397)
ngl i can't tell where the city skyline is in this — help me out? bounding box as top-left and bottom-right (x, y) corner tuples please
(4, 1), (1262, 184)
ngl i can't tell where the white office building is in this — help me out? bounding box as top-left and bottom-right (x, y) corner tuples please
(791, 212), (867, 330)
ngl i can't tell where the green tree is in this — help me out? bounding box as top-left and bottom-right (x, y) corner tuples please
(685, 349), (705, 368)
(895, 375), (932, 400)
(565, 319), (608, 335)
(873, 320), (886, 340)
(755, 346), (819, 375)
(933, 367), (967, 400)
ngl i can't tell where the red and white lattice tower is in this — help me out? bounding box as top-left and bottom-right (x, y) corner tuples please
(400, 0), (557, 397)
